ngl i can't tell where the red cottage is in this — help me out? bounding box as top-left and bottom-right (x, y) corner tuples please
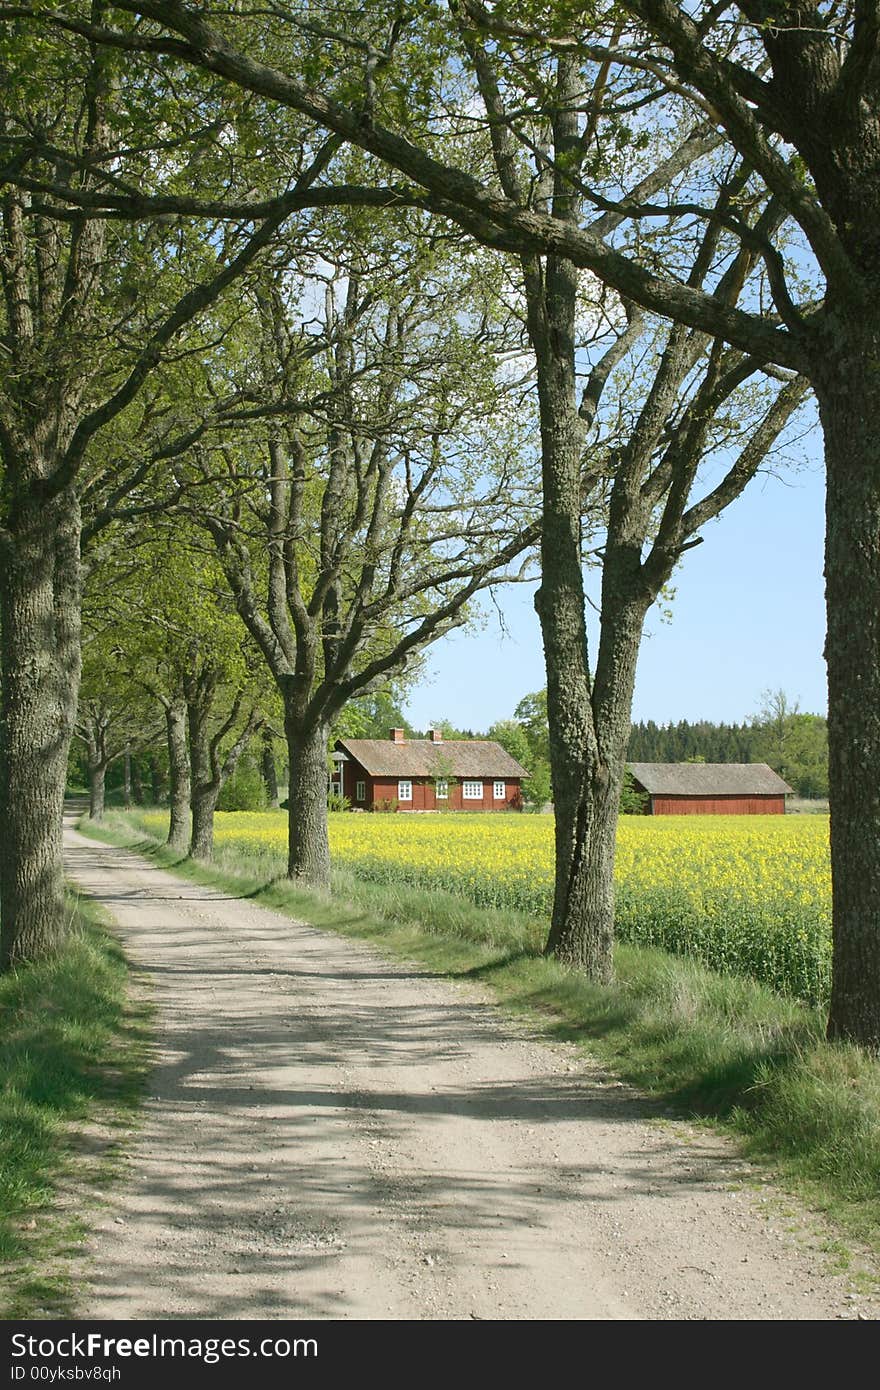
(627, 762), (794, 815)
(334, 728), (528, 811)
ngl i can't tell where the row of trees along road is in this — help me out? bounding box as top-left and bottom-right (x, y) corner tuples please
(81, 521), (274, 859)
(74, 203), (540, 865)
(1, 3), (877, 1047)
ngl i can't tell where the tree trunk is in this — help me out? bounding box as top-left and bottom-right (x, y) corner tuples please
(123, 744), (132, 808)
(131, 761), (144, 805)
(545, 565), (650, 970)
(189, 723), (256, 860)
(165, 699), (190, 852)
(545, 768), (624, 972)
(261, 727), (279, 808)
(54, 494), (82, 761)
(190, 785), (218, 861)
(185, 684), (257, 862)
(815, 320), (880, 1049)
(0, 493), (82, 967)
(526, 164), (656, 980)
(285, 715), (331, 890)
(526, 249), (616, 977)
(88, 762), (107, 821)
(187, 696), (215, 862)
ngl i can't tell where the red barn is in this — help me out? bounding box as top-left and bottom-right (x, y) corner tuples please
(627, 762), (793, 815)
(334, 728), (527, 811)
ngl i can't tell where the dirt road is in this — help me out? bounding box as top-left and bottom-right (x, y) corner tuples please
(63, 819), (874, 1320)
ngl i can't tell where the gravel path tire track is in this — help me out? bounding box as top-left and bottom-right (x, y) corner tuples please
(64, 819), (876, 1321)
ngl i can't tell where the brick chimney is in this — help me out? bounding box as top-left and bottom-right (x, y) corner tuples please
(429, 728), (443, 743)
(390, 728), (406, 743)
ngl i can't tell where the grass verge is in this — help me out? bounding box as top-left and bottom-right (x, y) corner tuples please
(0, 891), (150, 1318)
(80, 810), (880, 1261)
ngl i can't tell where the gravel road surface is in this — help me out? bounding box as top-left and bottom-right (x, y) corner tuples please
(64, 820), (876, 1321)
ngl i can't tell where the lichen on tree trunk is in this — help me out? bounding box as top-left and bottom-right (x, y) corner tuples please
(526, 239), (621, 983)
(89, 764), (107, 821)
(186, 685), (217, 862)
(185, 675), (259, 863)
(187, 698), (218, 863)
(0, 493), (82, 967)
(164, 699), (190, 852)
(539, 559), (647, 982)
(545, 771), (622, 977)
(816, 322), (880, 1049)
(189, 788), (217, 862)
(286, 716), (331, 890)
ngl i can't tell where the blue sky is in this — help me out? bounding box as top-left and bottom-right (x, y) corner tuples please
(403, 436), (827, 733)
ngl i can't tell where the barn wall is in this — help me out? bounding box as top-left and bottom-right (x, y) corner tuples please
(339, 757), (373, 809)
(371, 776), (401, 810)
(650, 795), (786, 816)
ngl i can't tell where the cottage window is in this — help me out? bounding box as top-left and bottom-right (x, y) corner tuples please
(435, 779), (448, 799)
(356, 781), (365, 802)
(462, 780), (482, 800)
(493, 781), (506, 800)
(398, 779), (412, 802)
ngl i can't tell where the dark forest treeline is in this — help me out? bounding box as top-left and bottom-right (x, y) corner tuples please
(628, 719), (756, 764)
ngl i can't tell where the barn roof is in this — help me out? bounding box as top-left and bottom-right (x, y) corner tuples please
(627, 762), (794, 796)
(337, 738), (528, 779)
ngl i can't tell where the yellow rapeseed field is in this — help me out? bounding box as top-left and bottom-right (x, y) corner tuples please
(141, 810), (831, 1003)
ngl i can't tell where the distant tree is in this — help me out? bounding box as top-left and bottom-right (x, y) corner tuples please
(488, 716), (550, 809)
(74, 650), (159, 822)
(217, 754), (269, 813)
(753, 688), (800, 784)
(784, 717), (830, 799)
(526, 764), (552, 812)
(752, 690), (828, 798)
(335, 689), (415, 743)
(183, 657), (264, 859)
(487, 719), (532, 771)
(619, 770), (648, 815)
(514, 690), (550, 767)
(82, 517), (275, 857)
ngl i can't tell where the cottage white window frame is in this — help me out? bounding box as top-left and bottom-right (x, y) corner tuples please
(493, 781), (506, 800)
(435, 779), (448, 799)
(463, 780), (482, 800)
(356, 781), (365, 802)
(398, 779), (412, 802)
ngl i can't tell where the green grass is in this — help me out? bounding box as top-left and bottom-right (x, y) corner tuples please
(0, 892), (151, 1318)
(81, 810), (880, 1262)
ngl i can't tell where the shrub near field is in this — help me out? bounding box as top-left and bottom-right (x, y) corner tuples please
(138, 811), (832, 1005)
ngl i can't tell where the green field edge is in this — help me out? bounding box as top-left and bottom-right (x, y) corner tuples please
(0, 888), (152, 1319)
(77, 811), (880, 1269)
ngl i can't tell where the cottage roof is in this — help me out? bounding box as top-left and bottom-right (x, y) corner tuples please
(337, 738), (528, 779)
(627, 762), (794, 796)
